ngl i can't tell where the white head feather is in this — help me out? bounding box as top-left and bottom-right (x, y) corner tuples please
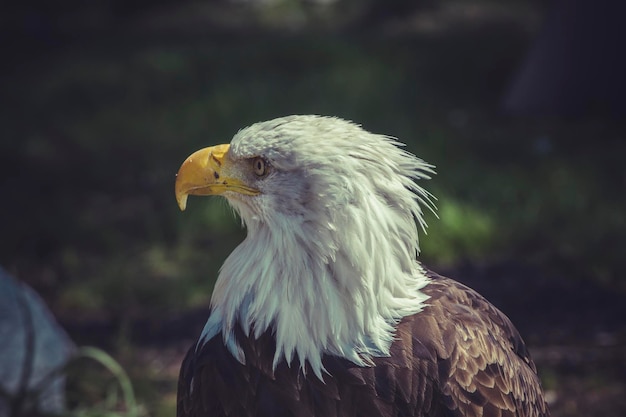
(197, 115), (435, 379)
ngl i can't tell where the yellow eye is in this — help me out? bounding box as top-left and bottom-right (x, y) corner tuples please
(252, 157), (268, 177)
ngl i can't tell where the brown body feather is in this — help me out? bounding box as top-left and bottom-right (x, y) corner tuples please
(177, 271), (549, 417)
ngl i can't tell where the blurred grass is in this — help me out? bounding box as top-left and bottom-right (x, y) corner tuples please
(1, 32), (625, 326)
(66, 347), (141, 417)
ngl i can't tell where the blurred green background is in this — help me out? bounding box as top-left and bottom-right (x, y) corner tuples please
(1, 0), (625, 416)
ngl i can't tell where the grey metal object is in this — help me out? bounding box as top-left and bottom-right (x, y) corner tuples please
(0, 267), (76, 417)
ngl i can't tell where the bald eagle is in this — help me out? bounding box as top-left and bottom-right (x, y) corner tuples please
(174, 115), (549, 417)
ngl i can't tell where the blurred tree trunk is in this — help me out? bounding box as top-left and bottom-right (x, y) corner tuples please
(503, 0), (626, 118)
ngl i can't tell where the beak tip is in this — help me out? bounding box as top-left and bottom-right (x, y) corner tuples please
(176, 193), (188, 211)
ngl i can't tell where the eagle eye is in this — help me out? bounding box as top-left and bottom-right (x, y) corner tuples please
(252, 157), (268, 177)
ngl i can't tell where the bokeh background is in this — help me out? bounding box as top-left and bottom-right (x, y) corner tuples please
(1, 0), (625, 416)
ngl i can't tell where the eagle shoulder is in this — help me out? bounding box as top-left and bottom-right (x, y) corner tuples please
(419, 270), (550, 417)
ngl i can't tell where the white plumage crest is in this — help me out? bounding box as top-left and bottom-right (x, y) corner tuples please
(198, 115), (436, 379)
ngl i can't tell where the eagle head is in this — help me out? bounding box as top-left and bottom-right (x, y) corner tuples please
(175, 115), (435, 378)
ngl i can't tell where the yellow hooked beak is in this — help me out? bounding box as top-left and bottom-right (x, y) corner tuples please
(175, 144), (260, 211)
